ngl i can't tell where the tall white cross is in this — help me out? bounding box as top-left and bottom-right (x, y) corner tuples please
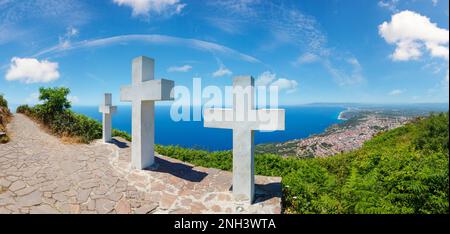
(204, 76), (285, 203)
(99, 93), (117, 143)
(120, 56), (174, 169)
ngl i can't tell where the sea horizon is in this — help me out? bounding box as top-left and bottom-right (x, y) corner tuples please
(71, 105), (346, 151)
(8, 102), (448, 151)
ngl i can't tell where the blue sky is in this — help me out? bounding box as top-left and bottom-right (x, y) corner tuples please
(0, 0), (448, 106)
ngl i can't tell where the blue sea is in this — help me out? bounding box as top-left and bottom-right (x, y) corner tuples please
(72, 105), (344, 151)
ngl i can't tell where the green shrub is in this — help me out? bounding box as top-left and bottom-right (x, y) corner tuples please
(0, 94), (8, 108)
(17, 87), (132, 143)
(0, 94), (11, 143)
(16, 105), (33, 116)
(112, 129), (132, 141)
(154, 113), (449, 214)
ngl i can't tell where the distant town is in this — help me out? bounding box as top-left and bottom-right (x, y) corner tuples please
(256, 106), (447, 158)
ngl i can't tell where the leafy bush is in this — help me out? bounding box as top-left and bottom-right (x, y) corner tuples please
(0, 94), (8, 108)
(17, 87), (132, 143)
(0, 94), (11, 143)
(113, 129), (132, 142)
(156, 113), (449, 214)
(16, 105), (34, 115)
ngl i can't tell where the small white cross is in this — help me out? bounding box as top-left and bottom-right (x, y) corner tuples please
(99, 93), (117, 143)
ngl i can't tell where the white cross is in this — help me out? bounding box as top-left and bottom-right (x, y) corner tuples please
(99, 93), (117, 143)
(120, 56), (174, 169)
(203, 76), (285, 203)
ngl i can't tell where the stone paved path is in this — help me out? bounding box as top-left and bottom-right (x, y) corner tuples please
(0, 114), (282, 214)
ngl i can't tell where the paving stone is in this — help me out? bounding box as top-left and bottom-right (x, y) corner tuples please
(160, 193), (177, 210)
(14, 186), (36, 196)
(9, 180), (26, 192)
(0, 178), (11, 188)
(77, 189), (91, 203)
(0, 114), (282, 214)
(29, 204), (60, 214)
(0, 207), (12, 214)
(115, 198), (131, 214)
(52, 193), (68, 202)
(95, 198), (115, 213)
(134, 203), (158, 214)
(16, 190), (42, 207)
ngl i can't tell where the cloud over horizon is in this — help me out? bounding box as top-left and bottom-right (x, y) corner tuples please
(256, 71), (298, 93)
(113, 0), (186, 17)
(5, 57), (60, 84)
(167, 64), (192, 72)
(379, 10), (449, 61)
(212, 66), (233, 77)
(33, 34), (260, 64)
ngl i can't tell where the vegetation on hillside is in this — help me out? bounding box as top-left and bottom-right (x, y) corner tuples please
(157, 113), (449, 214)
(16, 87), (449, 214)
(16, 87), (129, 143)
(0, 94), (11, 143)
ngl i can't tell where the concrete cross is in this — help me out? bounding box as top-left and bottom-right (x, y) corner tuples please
(120, 56), (174, 170)
(99, 93), (117, 143)
(203, 76), (285, 203)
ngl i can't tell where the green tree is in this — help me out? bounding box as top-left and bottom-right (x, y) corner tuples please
(35, 87), (72, 124)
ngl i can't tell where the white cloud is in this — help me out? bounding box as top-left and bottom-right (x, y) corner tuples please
(323, 57), (365, 86)
(25, 92), (40, 105)
(59, 26), (79, 49)
(293, 52), (320, 66)
(255, 71), (276, 86)
(443, 69), (449, 86)
(167, 64), (192, 72)
(378, 0), (399, 12)
(0, 0), (90, 30)
(432, 0), (438, 6)
(113, 0), (186, 17)
(34, 34), (260, 64)
(256, 71), (298, 93)
(208, 1), (327, 54)
(210, 0), (260, 16)
(379, 10), (449, 61)
(5, 57), (60, 84)
(212, 66), (232, 77)
(205, 18), (243, 35)
(271, 78), (298, 93)
(389, 89), (404, 96)
(66, 26), (78, 37)
(68, 95), (79, 104)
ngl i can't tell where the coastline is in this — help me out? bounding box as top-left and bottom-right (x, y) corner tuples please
(337, 110), (348, 120)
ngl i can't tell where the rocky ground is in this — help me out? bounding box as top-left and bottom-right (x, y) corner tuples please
(0, 114), (281, 214)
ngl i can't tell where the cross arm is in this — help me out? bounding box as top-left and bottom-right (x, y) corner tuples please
(120, 79), (174, 102)
(204, 108), (285, 131)
(253, 109), (285, 131)
(99, 105), (117, 114)
(203, 108), (235, 129)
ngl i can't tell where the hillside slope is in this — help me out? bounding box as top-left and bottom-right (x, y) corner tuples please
(157, 113), (449, 214)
